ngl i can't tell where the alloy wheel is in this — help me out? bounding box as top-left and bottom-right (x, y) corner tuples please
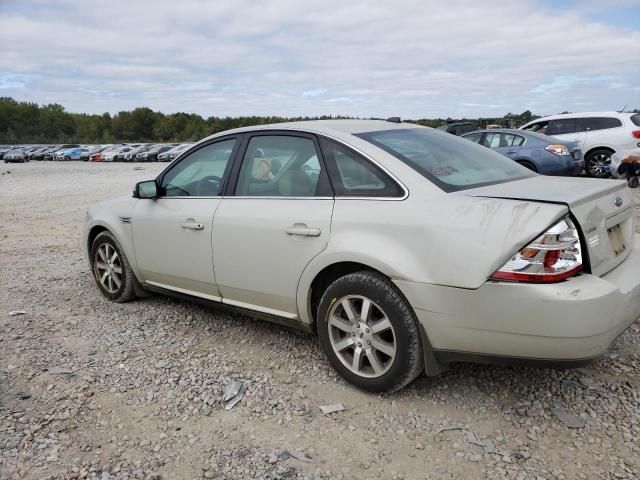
(588, 152), (611, 176)
(328, 295), (396, 378)
(94, 243), (122, 293)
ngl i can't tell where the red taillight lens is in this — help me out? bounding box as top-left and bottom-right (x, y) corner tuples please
(490, 217), (582, 283)
(631, 130), (640, 139)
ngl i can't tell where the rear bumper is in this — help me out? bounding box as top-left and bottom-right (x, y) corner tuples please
(395, 236), (640, 363)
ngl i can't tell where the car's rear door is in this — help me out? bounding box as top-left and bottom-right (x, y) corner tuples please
(131, 136), (241, 299)
(547, 118), (586, 149)
(212, 131), (334, 319)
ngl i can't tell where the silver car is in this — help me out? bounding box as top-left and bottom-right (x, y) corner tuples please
(84, 120), (640, 392)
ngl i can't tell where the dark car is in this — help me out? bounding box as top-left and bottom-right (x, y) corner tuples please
(462, 129), (583, 176)
(31, 145), (58, 160)
(136, 144), (175, 162)
(437, 122), (475, 136)
(124, 144), (153, 162)
(4, 148), (29, 163)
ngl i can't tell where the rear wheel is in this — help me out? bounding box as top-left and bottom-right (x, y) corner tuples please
(90, 231), (137, 303)
(585, 149), (612, 178)
(317, 271), (423, 392)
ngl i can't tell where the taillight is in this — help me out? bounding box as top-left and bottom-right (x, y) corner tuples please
(631, 130), (640, 139)
(490, 217), (582, 283)
(545, 144), (570, 156)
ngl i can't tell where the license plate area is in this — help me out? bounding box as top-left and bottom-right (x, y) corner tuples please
(607, 224), (626, 257)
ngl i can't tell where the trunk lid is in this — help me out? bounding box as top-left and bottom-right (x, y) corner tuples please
(465, 176), (636, 277)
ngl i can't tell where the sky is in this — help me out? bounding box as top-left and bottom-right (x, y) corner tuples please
(0, 0), (639, 119)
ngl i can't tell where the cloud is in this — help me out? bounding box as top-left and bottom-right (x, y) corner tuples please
(0, 0), (638, 118)
(302, 88), (328, 97)
(0, 72), (33, 89)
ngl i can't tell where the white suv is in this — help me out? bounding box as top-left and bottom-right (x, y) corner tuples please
(521, 112), (640, 178)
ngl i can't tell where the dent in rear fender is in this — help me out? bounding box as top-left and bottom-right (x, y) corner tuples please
(295, 196), (568, 324)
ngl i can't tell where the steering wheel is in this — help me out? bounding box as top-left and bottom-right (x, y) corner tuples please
(196, 175), (223, 195)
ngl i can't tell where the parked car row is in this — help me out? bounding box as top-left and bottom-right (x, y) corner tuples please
(0, 143), (193, 163)
(443, 112), (640, 179)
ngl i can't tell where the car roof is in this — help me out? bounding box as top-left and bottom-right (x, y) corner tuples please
(202, 119), (423, 142)
(526, 111), (633, 122)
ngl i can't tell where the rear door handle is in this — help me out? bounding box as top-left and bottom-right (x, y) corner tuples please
(506, 150), (517, 154)
(181, 222), (204, 230)
(285, 225), (321, 237)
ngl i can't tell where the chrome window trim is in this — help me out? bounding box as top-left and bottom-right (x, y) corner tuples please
(317, 132), (409, 201)
(223, 196), (334, 200)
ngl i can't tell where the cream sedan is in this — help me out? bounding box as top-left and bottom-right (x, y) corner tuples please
(84, 120), (640, 392)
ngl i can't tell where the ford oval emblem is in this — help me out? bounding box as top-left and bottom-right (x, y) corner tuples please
(613, 194), (623, 208)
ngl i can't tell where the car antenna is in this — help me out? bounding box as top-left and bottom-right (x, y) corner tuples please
(619, 104), (627, 113)
(386, 117), (401, 123)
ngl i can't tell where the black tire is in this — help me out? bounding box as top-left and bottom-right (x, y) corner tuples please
(317, 271), (423, 393)
(517, 160), (537, 172)
(90, 231), (137, 303)
(585, 149), (612, 178)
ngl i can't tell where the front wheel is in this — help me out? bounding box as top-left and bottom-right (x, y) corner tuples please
(90, 231), (137, 303)
(317, 271), (423, 392)
(585, 149), (612, 178)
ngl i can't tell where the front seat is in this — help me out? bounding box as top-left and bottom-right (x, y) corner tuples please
(278, 169), (315, 196)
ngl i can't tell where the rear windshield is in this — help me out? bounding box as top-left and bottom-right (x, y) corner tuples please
(631, 114), (640, 127)
(357, 128), (534, 192)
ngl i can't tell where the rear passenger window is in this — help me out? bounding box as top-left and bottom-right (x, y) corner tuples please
(547, 119), (578, 135)
(463, 133), (482, 143)
(581, 117), (623, 131)
(320, 138), (403, 197)
(513, 135), (526, 146)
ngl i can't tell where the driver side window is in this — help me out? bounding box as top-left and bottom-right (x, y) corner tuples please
(161, 139), (237, 197)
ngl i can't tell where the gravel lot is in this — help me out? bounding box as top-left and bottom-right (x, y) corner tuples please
(1, 162), (639, 480)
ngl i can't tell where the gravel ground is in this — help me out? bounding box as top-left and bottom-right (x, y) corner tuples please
(1, 162), (639, 480)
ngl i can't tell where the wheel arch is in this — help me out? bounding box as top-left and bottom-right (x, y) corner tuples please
(585, 145), (615, 158)
(301, 258), (445, 377)
(87, 224), (109, 255)
(306, 261), (387, 330)
(515, 159), (538, 172)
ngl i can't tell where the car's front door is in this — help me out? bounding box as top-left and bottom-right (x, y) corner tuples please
(131, 137), (240, 298)
(212, 132), (334, 318)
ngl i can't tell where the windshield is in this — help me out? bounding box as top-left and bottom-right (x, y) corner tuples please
(357, 128), (534, 192)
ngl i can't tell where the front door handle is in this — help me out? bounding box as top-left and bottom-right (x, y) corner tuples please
(181, 222), (204, 230)
(285, 225), (321, 237)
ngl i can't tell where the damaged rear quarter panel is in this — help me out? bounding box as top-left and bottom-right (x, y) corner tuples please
(302, 191), (568, 293)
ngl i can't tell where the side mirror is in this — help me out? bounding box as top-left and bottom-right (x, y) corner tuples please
(134, 180), (158, 199)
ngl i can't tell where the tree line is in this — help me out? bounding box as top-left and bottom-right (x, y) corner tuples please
(1, 96), (636, 145)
